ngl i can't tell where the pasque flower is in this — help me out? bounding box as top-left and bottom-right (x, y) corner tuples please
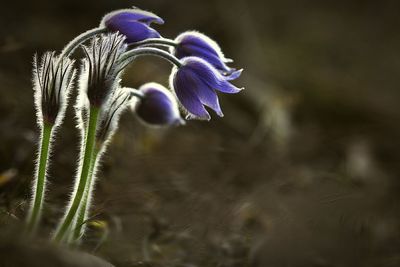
(29, 4), (245, 244)
(170, 56), (243, 120)
(33, 52), (75, 125)
(134, 83), (183, 126)
(101, 8), (164, 44)
(80, 33), (128, 107)
(171, 31), (242, 80)
(53, 33), (129, 242)
(27, 52), (75, 234)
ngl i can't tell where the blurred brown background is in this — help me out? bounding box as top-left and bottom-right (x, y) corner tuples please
(0, 0), (400, 266)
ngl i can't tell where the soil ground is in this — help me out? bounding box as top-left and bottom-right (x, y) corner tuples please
(0, 0), (399, 266)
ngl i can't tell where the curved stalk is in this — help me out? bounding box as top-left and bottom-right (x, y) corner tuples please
(53, 107), (100, 242)
(120, 47), (182, 68)
(129, 88), (145, 99)
(59, 27), (108, 59)
(26, 123), (53, 234)
(128, 38), (177, 48)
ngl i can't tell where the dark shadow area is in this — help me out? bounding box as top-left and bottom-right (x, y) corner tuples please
(0, 0), (399, 266)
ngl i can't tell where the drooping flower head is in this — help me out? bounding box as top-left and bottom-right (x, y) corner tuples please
(170, 57), (243, 120)
(171, 31), (242, 80)
(134, 83), (183, 126)
(101, 8), (164, 44)
(33, 52), (75, 126)
(79, 33), (128, 108)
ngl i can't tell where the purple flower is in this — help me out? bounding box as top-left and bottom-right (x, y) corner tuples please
(101, 8), (164, 44)
(170, 57), (243, 121)
(171, 31), (242, 80)
(135, 83), (183, 126)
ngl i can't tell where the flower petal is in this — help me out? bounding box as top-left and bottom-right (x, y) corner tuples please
(102, 9), (164, 26)
(135, 83), (182, 126)
(175, 44), (232, 73)
(212, 78), (243, 94)
(176, 31), (229, 61)
(183, 70), (224, 117)
(173, 31), (239, 74)
(224, 68), (243, 81)
(183, 57), (243, 94)
(105, 20), (161, 43)
(173, 69), (211, 120)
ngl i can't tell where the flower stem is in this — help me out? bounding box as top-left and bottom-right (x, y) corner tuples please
(59, 27), (108, 59)
(26, 123), (53, 234)
(121, 47), (182, 68)
(72, 144), (101, 242)
(128, 38), (177, 48)
(53, 107), (100, 243)
(71, 91), (141, 242)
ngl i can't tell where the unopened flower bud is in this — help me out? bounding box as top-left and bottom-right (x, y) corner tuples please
(134, 83), (183, 126)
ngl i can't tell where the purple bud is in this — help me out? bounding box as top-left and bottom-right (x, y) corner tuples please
(170, 57), (243, 121)
(101, 8), (164, 44)
(134, 83), (183, 126)
(171, 31), (242, 80)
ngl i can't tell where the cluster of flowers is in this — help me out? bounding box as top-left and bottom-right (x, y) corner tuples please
(27, 7), (243, 244)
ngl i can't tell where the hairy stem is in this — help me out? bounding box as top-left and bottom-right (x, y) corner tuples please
(26, 123), (53, 234)
(53, 107), (100, 243)
(121, 47), (182, 68)
(72, 145), (101, 242)
(128, 38), (178, 48)
(71, 90), (143, 242)
(59, 27), (108, 59)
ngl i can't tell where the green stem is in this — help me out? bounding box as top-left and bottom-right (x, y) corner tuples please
(26, 123), (53, 234)
(72, 145), (101, 241)
(120, 47), (182, 68)
(53, 107), (100, 242)
(128, 38), (178, 48)
(59, 27), (108, 59)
